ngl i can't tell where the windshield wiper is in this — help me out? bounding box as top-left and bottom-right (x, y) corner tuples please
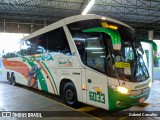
(138, 54), (149, 78)
(135, 54), (149, 80)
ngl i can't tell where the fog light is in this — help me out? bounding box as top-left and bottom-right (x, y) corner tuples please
(116, 101), (121, 106)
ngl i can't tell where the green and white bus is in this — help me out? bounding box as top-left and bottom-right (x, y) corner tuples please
(2, 14), (151, 111)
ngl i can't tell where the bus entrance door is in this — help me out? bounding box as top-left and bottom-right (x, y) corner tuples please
(86, 69), (108, 110)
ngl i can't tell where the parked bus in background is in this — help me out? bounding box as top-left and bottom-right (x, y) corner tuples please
(2, 14), (151, 111)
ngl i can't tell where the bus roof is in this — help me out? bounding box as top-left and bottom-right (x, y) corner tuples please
(21, 14), (132, 42)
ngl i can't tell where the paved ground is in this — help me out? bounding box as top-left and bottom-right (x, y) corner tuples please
(154, 71), (160, 80)
(116, 80), (160, 120)
(154, 66), (160, 80)
(0, 80), (97, 120)
(0, 79), (160, 120)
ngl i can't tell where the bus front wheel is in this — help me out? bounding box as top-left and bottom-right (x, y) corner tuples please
(63, 82), (79, 108)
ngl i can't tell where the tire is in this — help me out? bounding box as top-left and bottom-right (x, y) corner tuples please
(11, 75), (16, 86)
(9, 79), (12, 85)
(7, 73), (12, 85)
(63, 82), (79, 108)
(8, 77), (12, 85)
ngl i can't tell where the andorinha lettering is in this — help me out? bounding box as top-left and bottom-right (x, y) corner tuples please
(134, 82), (149, 89)
(22, 54), (53, 62)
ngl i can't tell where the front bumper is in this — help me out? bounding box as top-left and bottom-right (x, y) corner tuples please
(108, 87), (150, 111)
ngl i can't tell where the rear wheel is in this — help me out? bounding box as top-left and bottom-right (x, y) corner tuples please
(7, 73), (12, 85)
(8, 79), (12, 85)
(11, 74), (16, 86)
(63, 82), (79, 108)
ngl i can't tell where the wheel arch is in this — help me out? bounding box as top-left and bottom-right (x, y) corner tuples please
(7, 71), (10, 80)
(59, 78), (76, 97)
(7, 71), (15, 79)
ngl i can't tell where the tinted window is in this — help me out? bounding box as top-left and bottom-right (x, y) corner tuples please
(21, 41), (31, 56)
(21, 33), (47, 56)
(21, 27), (71, 56)
(68, 21), (108, 73)
(85, 33), (107, 73)
(47, 27), (71, 54)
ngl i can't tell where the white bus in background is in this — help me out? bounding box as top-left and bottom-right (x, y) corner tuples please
(2, 14), (151, 111)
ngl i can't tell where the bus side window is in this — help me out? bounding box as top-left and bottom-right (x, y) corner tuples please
(21, 41), (31, 56)
(21, 34), (48, 56)
(47, 27), (71, 54)
(85, 33), (107, 73)
(34, 34), (47, 54)
(72, 34), (85, 62)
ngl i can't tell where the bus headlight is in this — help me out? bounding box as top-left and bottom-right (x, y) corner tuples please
(149, 81), (152, 87)
(117, 86), (129, 95)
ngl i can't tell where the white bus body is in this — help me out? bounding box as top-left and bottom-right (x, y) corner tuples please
(2, 14), (151, 111)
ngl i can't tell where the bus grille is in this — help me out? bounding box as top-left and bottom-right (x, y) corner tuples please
(130, 87), (150, 96)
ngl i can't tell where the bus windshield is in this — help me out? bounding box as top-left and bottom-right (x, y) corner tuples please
(133, 43), (149, 81)
(113, 41), (149, 82)
(67, 19), (149, 82)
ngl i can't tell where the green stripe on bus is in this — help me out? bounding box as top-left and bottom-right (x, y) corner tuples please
(28, 61), (48, 92)
(42, 61), (58, 94)
(83, 27), (121, 45)
(22, 56), (48, 92)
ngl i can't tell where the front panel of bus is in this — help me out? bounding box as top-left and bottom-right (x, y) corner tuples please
(67, 18), (151, 111)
